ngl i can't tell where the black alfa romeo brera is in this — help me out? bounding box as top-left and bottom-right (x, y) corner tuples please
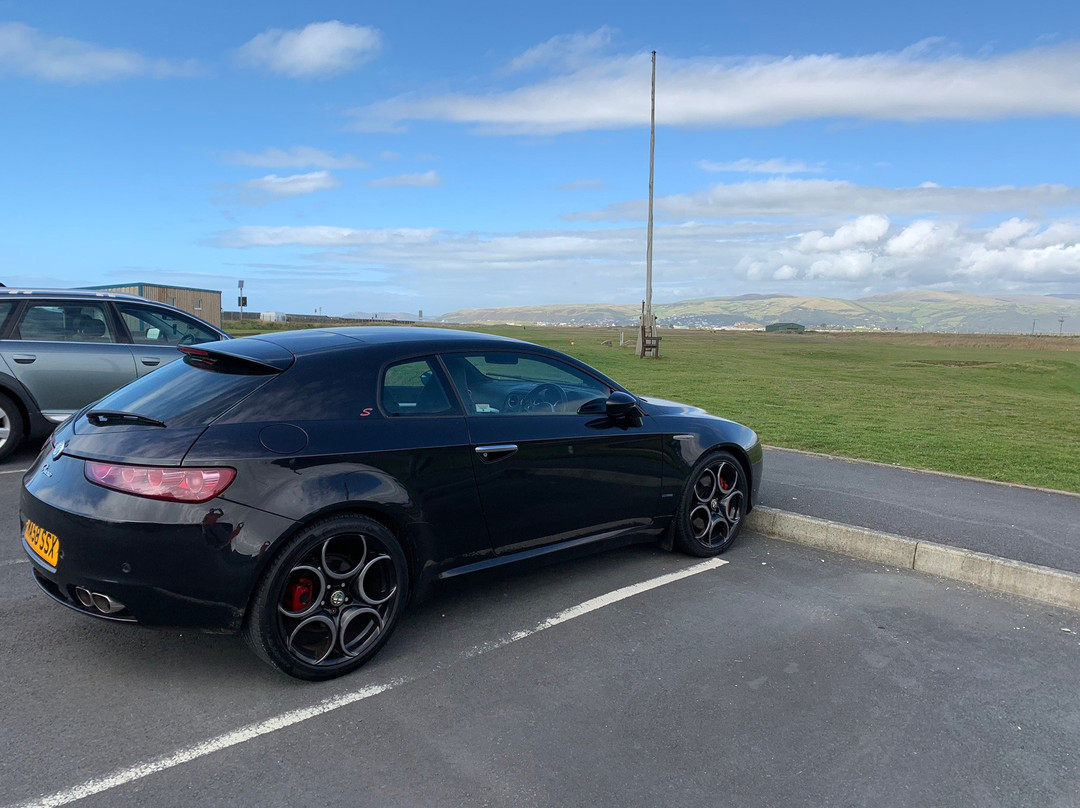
(21, 327), (762, 680)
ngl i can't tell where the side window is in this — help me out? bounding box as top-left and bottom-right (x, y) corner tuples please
(118, 304), (219, 346)
(0, 301), (14, 335)
(443, 352), (611, 415)
(380, 358), (458, 416)
(15, 303), (115, 343)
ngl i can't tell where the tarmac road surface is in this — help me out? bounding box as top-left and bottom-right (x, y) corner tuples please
(2, 443), (1079, 806)
(1, 534), (1078, 808)
(761, 447), (1080, 575)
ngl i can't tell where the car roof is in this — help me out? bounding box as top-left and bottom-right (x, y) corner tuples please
(201, 327), (626, 391)
(242, 326), (529, 357)
(0, 287), (228, 337)
(0, 288), (151, 303)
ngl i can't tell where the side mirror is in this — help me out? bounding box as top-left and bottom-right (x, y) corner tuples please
(605, 391), (640, 418)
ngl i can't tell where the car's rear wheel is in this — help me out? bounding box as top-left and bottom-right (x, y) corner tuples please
(673, 450), (747, 557)
(244, 514), (409, 680)
(0, 393), (25, 462)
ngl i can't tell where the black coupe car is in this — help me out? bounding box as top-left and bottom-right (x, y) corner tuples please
(21, 328), (761, 680)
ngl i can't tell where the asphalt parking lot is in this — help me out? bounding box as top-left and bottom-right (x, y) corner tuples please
(2, 446), (1078, 808)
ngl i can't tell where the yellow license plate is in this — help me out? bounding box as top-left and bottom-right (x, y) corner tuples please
(24, 519), (60, 567)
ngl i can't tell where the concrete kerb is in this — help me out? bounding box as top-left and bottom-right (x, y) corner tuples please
(746, 506), (1080, 612)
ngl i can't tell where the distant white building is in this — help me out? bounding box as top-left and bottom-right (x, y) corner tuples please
(260, 311), (287, 323)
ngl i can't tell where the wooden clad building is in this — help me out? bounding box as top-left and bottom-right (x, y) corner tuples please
(81, 283), (222, 327)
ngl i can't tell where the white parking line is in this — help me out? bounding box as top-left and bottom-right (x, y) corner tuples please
(1, 559), (29, 568)
(0, 467), (30, 475)
(10, 557), (728, 808)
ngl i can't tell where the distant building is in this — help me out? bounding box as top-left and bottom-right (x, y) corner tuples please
(81, 283), (222, 327)
(765, 322), (806, 333)
(260, 311), (287, 323)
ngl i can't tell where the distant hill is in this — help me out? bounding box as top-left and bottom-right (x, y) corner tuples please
(436, 291), (1080, 334)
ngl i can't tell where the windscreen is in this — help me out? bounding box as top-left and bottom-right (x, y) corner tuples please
(88, 355), (279, 429)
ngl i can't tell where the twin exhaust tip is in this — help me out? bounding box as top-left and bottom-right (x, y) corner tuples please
(74, 587), (125, 615)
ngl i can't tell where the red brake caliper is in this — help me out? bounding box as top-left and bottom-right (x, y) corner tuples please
(285, 577), (314, 612)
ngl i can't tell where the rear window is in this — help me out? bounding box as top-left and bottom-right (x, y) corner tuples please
(89, 355), (277, 428)
(0, 301), (14, 334)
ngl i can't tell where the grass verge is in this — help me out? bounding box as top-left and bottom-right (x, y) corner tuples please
(224, 322), (1080, 492)
(478, 327), (1080, 493)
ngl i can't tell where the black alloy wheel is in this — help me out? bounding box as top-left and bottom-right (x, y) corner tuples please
(674, 450), (747, 557)
(245, 514), (409, 680)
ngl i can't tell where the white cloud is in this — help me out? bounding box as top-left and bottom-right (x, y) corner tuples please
(0, 21), (198, 82)
(507, 27), (615, 72)
(800, 215), (890, 251)
(217, 172), (341, 206)
(958, 243), (1080, 282)
(365, 170), (441, 188)
(985, 217), (1040, 247)
(244, 171), (339, 196)
(572, 179), (1080, 221)
(350, 41), (1080, 134)
(1015, 221), (1080, 248)
(236, 21), (381, 78)
(885, 220), (960, 256)
(224, 147), (367, 169)
(212, 226), (441, 248)
(209, 213), (1080, 307)
(699, 158), (822, 175)
(553, 178), (608, 191)
(807, 252), (875, 280)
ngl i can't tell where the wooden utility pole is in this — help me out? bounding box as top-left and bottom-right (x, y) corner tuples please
(638, 51), (660, 358)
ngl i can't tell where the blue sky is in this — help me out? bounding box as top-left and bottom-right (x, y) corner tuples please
(3, 1), (1080, 316)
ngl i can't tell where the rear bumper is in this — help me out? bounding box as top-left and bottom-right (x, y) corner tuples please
(20, 450), (296, 633)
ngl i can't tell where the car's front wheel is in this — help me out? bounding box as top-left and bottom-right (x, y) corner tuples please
(673, 450), (748, 557)
(0, 393), (25, 462)
(244, 514), (409, 680)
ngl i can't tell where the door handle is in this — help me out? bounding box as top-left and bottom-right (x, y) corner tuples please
(12, 354), (36, 364)
(140, 358), (161, 367)
(475, 444), (518, 463)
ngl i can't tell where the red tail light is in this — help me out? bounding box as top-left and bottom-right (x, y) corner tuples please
(84, 462), (236, 503)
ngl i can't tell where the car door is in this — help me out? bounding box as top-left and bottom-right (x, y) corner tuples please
(0, 300), (137, 422)
(441, 350), (663, 555)
(115, 302), (224, 377)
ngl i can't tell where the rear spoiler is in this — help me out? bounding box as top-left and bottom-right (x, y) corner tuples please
(179, 340), (294, 373)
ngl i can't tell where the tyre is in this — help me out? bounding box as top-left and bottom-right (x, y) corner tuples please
(244, 514), (409, 680)
(0, 393), (25, 463)
(673, 450), (748, 557)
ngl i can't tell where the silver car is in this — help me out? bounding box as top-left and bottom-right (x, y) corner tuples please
(0, 289), (229, 460)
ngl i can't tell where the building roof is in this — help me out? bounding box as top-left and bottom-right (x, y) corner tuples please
(80, 283), (222, 295)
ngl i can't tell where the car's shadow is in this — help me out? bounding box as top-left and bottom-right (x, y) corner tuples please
(17, 541), (681, 693)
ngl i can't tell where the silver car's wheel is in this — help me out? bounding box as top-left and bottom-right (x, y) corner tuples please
(0, 394), (25, 462)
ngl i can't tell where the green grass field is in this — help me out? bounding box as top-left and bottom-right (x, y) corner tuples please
(225, 321), (1080, 492)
